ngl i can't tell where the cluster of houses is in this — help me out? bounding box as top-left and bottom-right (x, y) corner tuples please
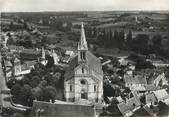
(0, 32), (75, 81)
(102, 55), (169, 116)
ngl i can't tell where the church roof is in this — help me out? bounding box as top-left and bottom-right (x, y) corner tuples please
(64, 51), (103, 81)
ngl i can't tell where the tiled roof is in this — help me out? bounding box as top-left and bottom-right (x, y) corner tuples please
(64, 56), (78, 80)
(153, 89), (169, 101)
(143, 105), (154, 115)
(20, 49), (41, 60)
(30, 100), (95, 117)
(118, 97), (141, 116)
(24, 60), (37, 67)
(133, 106), (152, 116)
(118, 103), (130, 115)
(124, 74), (147, 85)
(145, 84), (157, 91)
(4, 60), (12, 67)
(8, 45), (24, 51)
(146, 93), (157, 104)
(64, 51), (103, 80)
(154, 73), (168, 87)
(21, 64), (31, 71)
(21, 49), (41, 55)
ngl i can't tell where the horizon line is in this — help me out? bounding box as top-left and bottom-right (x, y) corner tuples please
(1, 9), (169, 13)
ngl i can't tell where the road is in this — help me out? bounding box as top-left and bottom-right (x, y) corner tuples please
(0, 51), (13, 109)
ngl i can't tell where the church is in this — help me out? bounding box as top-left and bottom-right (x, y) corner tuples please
(64, 23), (103, 103)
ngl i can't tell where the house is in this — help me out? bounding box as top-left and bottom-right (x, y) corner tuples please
(65, 50), (75, 57)
(154, 73), (168, 87)
(124, 74), (147, 91)
(145, 93), (158, 106)
(13, 58), (37, 79)
(118, 57), (128, 66)
(116, 96), (124, 103)
(144, 84), (157, 92)
(24, 60), (37, 69)
(20, 49), (41, 60)
(132, 106), (153, 117)
(117, 96), (141, 117)
(153, 89), (169, 102)
(51, 49), (60, 65)
(64, 23), (103, 103)
(40, 47), (48, 66)
(0, 33), (8, 48)
(4, 60), (13, 80)
(30, 100), (96, 117)
(13, 58), (31, 79)
(8, 45), (24, 53)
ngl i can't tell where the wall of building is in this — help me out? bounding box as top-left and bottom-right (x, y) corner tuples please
(64, 65), (103, 103)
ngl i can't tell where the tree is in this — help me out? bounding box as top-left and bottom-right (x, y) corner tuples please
(103, 84), (115, 98)
(38, 80), (48, 89)
(126, 30), (132, 49)
(159, 101), (169, 116)
(32, 86), (43, 101)
(46, 55), (54, 68)
(29, 76), (41, 88)
(133, 34), (149, 54)
(118, 30), (125, 49)
(106, 98), (122, 116)
(19, 84), (33, 106)
(97, 30), (106, 46)
(7, 79), (17, 89)
(152, 34), (162, 54)
(21, 76), (30, 85)
(113, 30), (119, 48)
(43, 86), (57, 102)
(135, 57), (154, 70)
(11, 84), (21, 97)
(10, 21), (14, 30)
(107, 30), (113, 47)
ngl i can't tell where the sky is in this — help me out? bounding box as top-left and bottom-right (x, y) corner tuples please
(0, 0), (169, 12)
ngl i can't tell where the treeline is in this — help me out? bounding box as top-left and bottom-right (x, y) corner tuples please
(97, 30), (125, 49)
(95, 29), (166, 57)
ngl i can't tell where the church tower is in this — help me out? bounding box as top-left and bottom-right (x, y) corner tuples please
(14, 58), (21, 76)
(42, 47), (45, 60)
(64, 22), (103, 104)
(1, 33), (8, 48)
(52, 49), (59, 65)
(78, 23), (88, 63)
(41, 47), (47, 65)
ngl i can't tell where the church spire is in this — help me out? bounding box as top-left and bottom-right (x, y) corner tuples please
(42, 47), (45, 60)
(78, 22), (88, 51)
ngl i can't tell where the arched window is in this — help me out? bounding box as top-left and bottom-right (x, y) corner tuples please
(82, 52), (86, 60)
(80, 52), (83, 60)
(80, 51), (86, 60)
(70, 85), (73, 92)
(94, 85), (97, 92)
(82, 67), (84, 73)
